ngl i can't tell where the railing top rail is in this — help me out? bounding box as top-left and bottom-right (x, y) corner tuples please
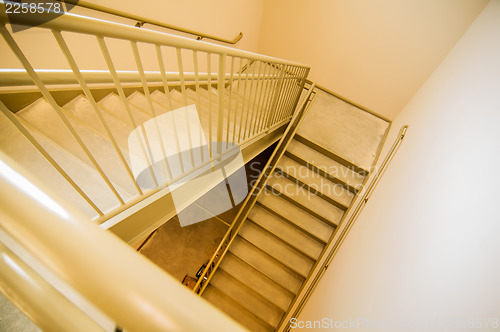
(0, 0), (309, 69)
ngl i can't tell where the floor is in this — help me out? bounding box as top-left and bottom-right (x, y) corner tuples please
(139, 144), (275, 283)
(0, 293), (40, 332)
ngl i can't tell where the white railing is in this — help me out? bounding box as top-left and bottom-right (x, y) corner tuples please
(0, 0), (310, 223)
(0, 151), (247, 331)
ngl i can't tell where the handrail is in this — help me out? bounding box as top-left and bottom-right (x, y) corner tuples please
(279, 125), (409, 331)
(0, 1), (309, 69)
(77, 0), (243, 44)
(0, 151), (247, 331)
(193, 82), (316, 294)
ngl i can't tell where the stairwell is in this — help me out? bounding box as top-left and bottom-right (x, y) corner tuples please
(200, 89), (389, 331)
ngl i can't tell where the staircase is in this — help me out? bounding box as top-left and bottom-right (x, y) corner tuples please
(200, 89), (389, 331)
(0, 81), (286, 221)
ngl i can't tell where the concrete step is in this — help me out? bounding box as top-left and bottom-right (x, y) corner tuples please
(248, 204), (323, 260)
(277, 154), (355, 209)
(98, 92), (151, 126)
(203, 285), (273, 332)
(219, 252), (295, 312)
(0, 111), (122, 219)
(210, 269), (284, 328)
(127, 90), (170, 116)
(286, 137), (366, 190)
(63, 95), (132, 158)
(257, 187), (334, 243)
(150, 89), (184, 110)
(229, 237), (303, 294)
(239, 221), (314, 278)
(17, 98), (136, 199)
(267, 169), (345, 226)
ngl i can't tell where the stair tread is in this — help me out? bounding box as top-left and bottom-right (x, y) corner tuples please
(203, 285), (273, 332)
(248, 204), (323, 260)
(0, 111), (120, 219)
(17, 98), (137, 198)
(239, 221), (313, 277)
(211, 270), (284, 327)
(229, 237), (303, 294)
(220, 252), (294, 312)
(127, 90), (171, 117)
(267, 171), (345, 225)
(257, 188), (334, 243)
(287, 138), (365, 188)
(277, 155), (355, 209)
(98, 92), (151, 126)
(63, 95), (133, 155)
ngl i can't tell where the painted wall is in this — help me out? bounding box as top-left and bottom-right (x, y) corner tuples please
(294, 0), (500, 330)
(0, 0), (264, 71)
(258, 0), (489, 120)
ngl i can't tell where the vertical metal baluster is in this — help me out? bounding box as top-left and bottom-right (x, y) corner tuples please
(242, 60), (257, 141)
(251, 61), (266, 136)
(97, 36), (159, 188)
(156, 45), (184, 174)
(155, 45), (173, 110)
(216, 53), (226, 155)
(193, 50), (204, 163)
(260, 63), (278, 132)
(206, 52), (213, 160)
(0, 100), (103, 216)
(276, 65), (294, 123)
(232, 57), (243, 145)
(175, 47), (195, 168)
(258, 62), (273, 133)
(237, 59), (250, 143)
(225, 56), (235, 149)
(267, 64), (286, 129)
(131, 41), (171, 184)
(0, 25), (124, 204)
(281, 66), (299, 120)
(53, 30), (143, 196)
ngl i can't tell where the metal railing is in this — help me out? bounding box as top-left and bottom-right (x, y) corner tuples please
(0, 0), (310, 223)
(0, 151), (247, 331)
(193, 82), (317, 295)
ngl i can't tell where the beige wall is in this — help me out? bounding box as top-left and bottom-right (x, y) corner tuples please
(0, 0), (264, 70)
(258, 0), (489, 120)
(80, 0), (265, 52)
(295, 0), (500, 330)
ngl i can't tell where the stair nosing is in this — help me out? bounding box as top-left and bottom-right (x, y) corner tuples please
(230, 235), (306, 287)
(264, 183), (340, 228)
(246, 217), (319, 262)
(255, 201), (328, 246)
(237, 229), (310, 279)
(273, 167), (350, 212)
(221, 251), (296, 301)
(294, 133), (369, 176)
(284, 150), (359, 194)
(215, 268), (286, 319)
(204, 284), (276, 331)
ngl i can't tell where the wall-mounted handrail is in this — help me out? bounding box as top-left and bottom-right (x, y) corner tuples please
(278, 125), (409, 331)
(0, 1), (309, 69)
(77, 0), (243, 45)
(0, 151), (247, 331)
